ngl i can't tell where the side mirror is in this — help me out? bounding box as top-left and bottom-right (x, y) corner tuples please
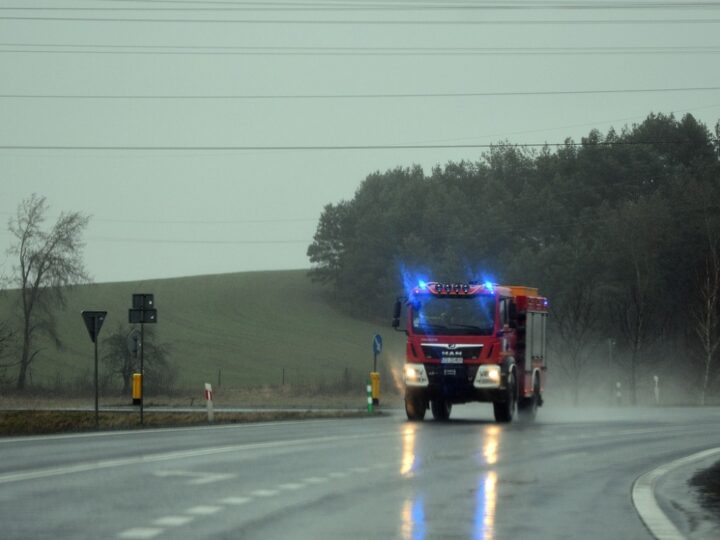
(392, 299), (402, 329)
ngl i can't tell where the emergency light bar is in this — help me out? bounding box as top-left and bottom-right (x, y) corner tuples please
(414, 281), (493, 296)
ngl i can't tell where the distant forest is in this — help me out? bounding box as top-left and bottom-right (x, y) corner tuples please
(307, 113), (720, 404)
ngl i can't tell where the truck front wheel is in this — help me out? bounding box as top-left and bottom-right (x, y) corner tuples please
(405, 392), (426, 421)
(493, 371), (517, 423)
(431, 399), (452, 421)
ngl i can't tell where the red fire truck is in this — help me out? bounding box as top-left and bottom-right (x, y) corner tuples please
(392, 281), (548, 422)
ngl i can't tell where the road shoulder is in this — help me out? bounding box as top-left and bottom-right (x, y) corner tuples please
(633, 448), (720, 539)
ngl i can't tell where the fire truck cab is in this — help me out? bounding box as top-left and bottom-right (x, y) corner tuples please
(392, 281), (548, 423)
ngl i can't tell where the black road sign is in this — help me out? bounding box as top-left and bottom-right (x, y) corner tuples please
(132, 294), (154, 310)
(81, 311), (107, 343)
(129, 308), (158, 324)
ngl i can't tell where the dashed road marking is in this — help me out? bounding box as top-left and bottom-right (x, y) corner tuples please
(153, 516), (194, 527)
(186, 505), (223, 516)
(278, 482), (304, 490)
(220, 496), (252, 505)
(302, 476), (328, 484)
(117, 462), (383, 538)
(153, 469), (236, 485)
(117, 528), (163, 539)
(251, 489), (279, 497)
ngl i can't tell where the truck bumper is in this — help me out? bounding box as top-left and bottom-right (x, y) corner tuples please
(405, 364), (510, 405)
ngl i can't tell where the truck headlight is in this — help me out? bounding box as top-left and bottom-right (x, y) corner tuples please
(404, 363), (429, 387)
(474, 364), (502, 388)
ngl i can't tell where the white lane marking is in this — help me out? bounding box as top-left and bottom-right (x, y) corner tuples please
(632, 446), (720, 540)
(278, 483), (304, 491)
(153, 516), (194, 527)
(220, 496), (251, 505)
(117, 528), (163, 539)
(0, 432), (391, 485)
(251, 489), (279, 497)
(153, 470), (236, 485)
(351, 466), (371, 473)
(302, 476), (328, 484)
(0, 419), (345, 445)
(186, 505), (223, 516)
(555, 452), (589, 460)
(328, 472), (347, 478)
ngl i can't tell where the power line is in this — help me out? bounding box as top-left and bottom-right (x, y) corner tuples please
(4, 1), (720, 10)
(93, 217), (318, 224)
(88, 236), (310, 244)
(2, 15), (720, 24)
(0, 141), (693, 151)
(1, 86), (718, 100)
(2, 44), (720, 56)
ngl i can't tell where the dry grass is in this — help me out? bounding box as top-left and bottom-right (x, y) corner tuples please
(0, 384), (403, 410)
(0, 409), (379, 437)
(0, 385), (401, 436)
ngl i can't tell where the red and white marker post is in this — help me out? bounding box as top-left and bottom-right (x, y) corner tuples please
(204, 382), (214, 423)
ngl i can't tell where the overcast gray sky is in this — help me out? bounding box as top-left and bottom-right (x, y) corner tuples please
(1, 0), (719, 283)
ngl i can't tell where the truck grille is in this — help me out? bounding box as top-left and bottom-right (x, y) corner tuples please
(426, 364), (480, 384)
(421, 344), (483, 361)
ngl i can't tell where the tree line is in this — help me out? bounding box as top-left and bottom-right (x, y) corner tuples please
(307, 113), (720, 405)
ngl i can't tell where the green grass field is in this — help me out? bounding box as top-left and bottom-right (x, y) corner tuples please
(0, 270), (406, 393)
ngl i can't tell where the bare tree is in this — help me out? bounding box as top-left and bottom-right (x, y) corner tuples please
(102, 323), (176, 395)
(7, 194), (90, 390)
(551, 265), (601, 405)
(694, 228), (720, 405)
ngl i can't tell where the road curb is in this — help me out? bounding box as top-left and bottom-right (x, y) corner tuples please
(632, 447), (720, 540)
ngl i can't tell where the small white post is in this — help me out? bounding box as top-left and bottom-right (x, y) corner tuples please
(615, 381), (622, 406)
(653, 375), (660, 406)
(204, 382), (214, 423)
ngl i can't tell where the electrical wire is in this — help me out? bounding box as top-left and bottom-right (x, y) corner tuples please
(2, 44), (719, 56)
(2, 15), (720, 24)
(1, 86), (718, 99)
(0, 141), (701, 151)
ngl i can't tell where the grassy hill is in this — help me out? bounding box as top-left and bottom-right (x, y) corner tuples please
(0, 270), (406, 393)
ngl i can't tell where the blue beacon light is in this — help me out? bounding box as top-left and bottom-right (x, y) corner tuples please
(418, 280), (428, 290)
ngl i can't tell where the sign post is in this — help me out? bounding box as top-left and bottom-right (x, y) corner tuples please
(371, 334), (382, 406)
(81, 310), (107, 429)
(129, 294), (157, 426)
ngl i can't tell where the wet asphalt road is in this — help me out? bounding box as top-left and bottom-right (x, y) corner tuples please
(2, 405), (720, 539)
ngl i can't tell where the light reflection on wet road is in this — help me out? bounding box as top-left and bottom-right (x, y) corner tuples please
(400, 422), (501, 540)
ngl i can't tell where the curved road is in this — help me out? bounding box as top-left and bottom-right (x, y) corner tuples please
(2, 405), (720, 539)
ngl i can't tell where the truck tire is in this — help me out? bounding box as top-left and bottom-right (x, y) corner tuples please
(431, 399), (452, 421)
(519, 376), (539, 421)
(493, 371), (517, 423)
(405, 392), (426, 421)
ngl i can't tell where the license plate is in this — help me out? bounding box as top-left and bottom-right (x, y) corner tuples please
(444, 369), (457, 376)
(441, 356), (463, 364)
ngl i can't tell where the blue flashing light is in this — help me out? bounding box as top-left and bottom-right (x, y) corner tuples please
(399, 265), (432, 297)
(484, 281), (494, 292)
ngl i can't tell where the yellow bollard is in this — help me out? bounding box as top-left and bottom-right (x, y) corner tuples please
(370, 371), (380, 406)
(132, 373), (142, 405)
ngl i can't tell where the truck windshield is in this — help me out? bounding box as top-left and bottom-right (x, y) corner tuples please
(411, 295), (495, 336)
